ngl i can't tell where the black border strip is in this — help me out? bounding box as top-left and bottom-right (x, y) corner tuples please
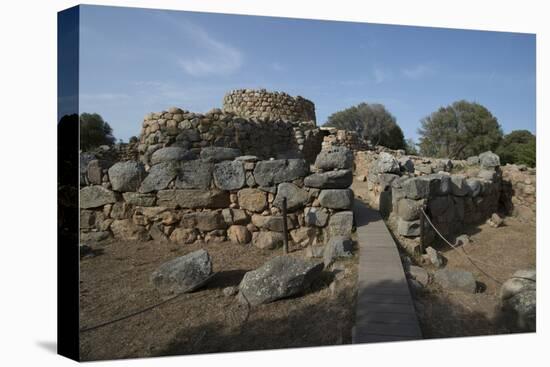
(57, 5), (80, 361)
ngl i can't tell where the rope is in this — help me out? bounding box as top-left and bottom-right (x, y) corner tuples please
(80, 274), (215, 333)
(419, 208), (517, 284)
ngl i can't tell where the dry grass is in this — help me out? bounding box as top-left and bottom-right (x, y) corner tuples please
(414, 216), (536, 338)
(79, 238), (358, 361)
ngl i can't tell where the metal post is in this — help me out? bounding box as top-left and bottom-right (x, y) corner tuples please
(282, 197), (289, 254)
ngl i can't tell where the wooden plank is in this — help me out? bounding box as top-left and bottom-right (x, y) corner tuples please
(353, 201), (423, 344)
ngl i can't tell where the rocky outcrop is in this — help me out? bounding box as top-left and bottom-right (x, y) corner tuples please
(150, 250), (213, 296)
(238, 256), (324, 306)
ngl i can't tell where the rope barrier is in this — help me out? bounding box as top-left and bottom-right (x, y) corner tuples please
(80, 274), (216, 333)
(419, 208), (517, 285)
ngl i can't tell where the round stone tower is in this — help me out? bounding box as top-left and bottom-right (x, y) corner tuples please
(222, 89), (316, 123)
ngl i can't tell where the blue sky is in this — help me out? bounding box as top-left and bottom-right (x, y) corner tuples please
(78, 5), (536, 142)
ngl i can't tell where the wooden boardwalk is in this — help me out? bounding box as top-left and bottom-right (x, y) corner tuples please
(352, 200), (423, 343)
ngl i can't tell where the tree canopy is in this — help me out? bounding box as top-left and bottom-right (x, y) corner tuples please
(80, 113), (115, 151)
(417, 100), (503, 159)
(324, 103), (406, 150)
(496, 130), (536, 167)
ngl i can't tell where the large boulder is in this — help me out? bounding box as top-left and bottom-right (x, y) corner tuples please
(108, 161), (146, 192)
(253, 159), (309, 187)
(373, 152), (400, 174)
(213, 160), (246, 190)
(314, 146), (353, 170)
(479, 151), (500, 170)
(238, 256), (324, 305)
(150, 147), (196, 165)
(237, 188), (267, 213)
(304, 169), (353, 189)
(150, 249), (213, 296)
(175, 160), (213, 189)
(139, 161), (179, 193)
(304, 207), (329, 227)
(80, 185), (117, 209)
(318, 189), (354, 209)
(156, 189), (230, 209)
(200, 147), (241, 162)
(434, 269), (476, 293)
(252, 231), (285, 249)
(273, 183), (308, 211)
(327, 211), (354, 238)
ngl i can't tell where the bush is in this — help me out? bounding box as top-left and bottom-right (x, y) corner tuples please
(418, 100), (503, 159)
(80, 113), (115, 151)
(324, 103), (406, 149)
(496, 130), (536, 167)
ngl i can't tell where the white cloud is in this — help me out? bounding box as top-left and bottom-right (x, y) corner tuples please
(173, 22), (243, 77)
(401, 63), (436, 79)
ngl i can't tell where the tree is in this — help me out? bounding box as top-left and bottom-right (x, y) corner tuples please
(417, 100), (503, 159)
(404, 138), (419, 155)
(80, 113), (115, 151)
(496, 130), (536, 167)
(324, 103), (406, 149)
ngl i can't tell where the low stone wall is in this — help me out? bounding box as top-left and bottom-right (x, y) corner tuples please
(79, 146), (355, 252)
(223, 89), (316, 122)
(501, 164), (536, 223)
(137, 107), (323, 166)
(355, 149), (503, 251)
(320, 127), (370, 151)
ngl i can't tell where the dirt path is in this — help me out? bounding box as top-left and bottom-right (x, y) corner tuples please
(79, 239), (358, 361)
(415, 216), (536, 338)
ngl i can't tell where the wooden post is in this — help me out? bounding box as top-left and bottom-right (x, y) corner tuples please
(282, 197), (289, 254)
(419, 208), (425, 255)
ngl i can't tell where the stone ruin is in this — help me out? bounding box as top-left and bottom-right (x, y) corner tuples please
(79, 90), (354, 256)
(138, 89), (324, 166)
(354, 147), (536, 254)
(80, 87), (536, 261)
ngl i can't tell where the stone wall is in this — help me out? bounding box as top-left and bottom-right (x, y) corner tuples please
(223, 89), (316, 122)
(501, 164), (536, 223)
(320, 127), (370, 151)
(137, 107), (323, 166)
(354, 149), (503, 252)
(79, 146), (355, 253)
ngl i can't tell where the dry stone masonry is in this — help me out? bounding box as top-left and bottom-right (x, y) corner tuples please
(138, 89), (324, 167)
(223, 89), (316, 122)
(353, 148), (512, 253)
(80, 144), (356, 252)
